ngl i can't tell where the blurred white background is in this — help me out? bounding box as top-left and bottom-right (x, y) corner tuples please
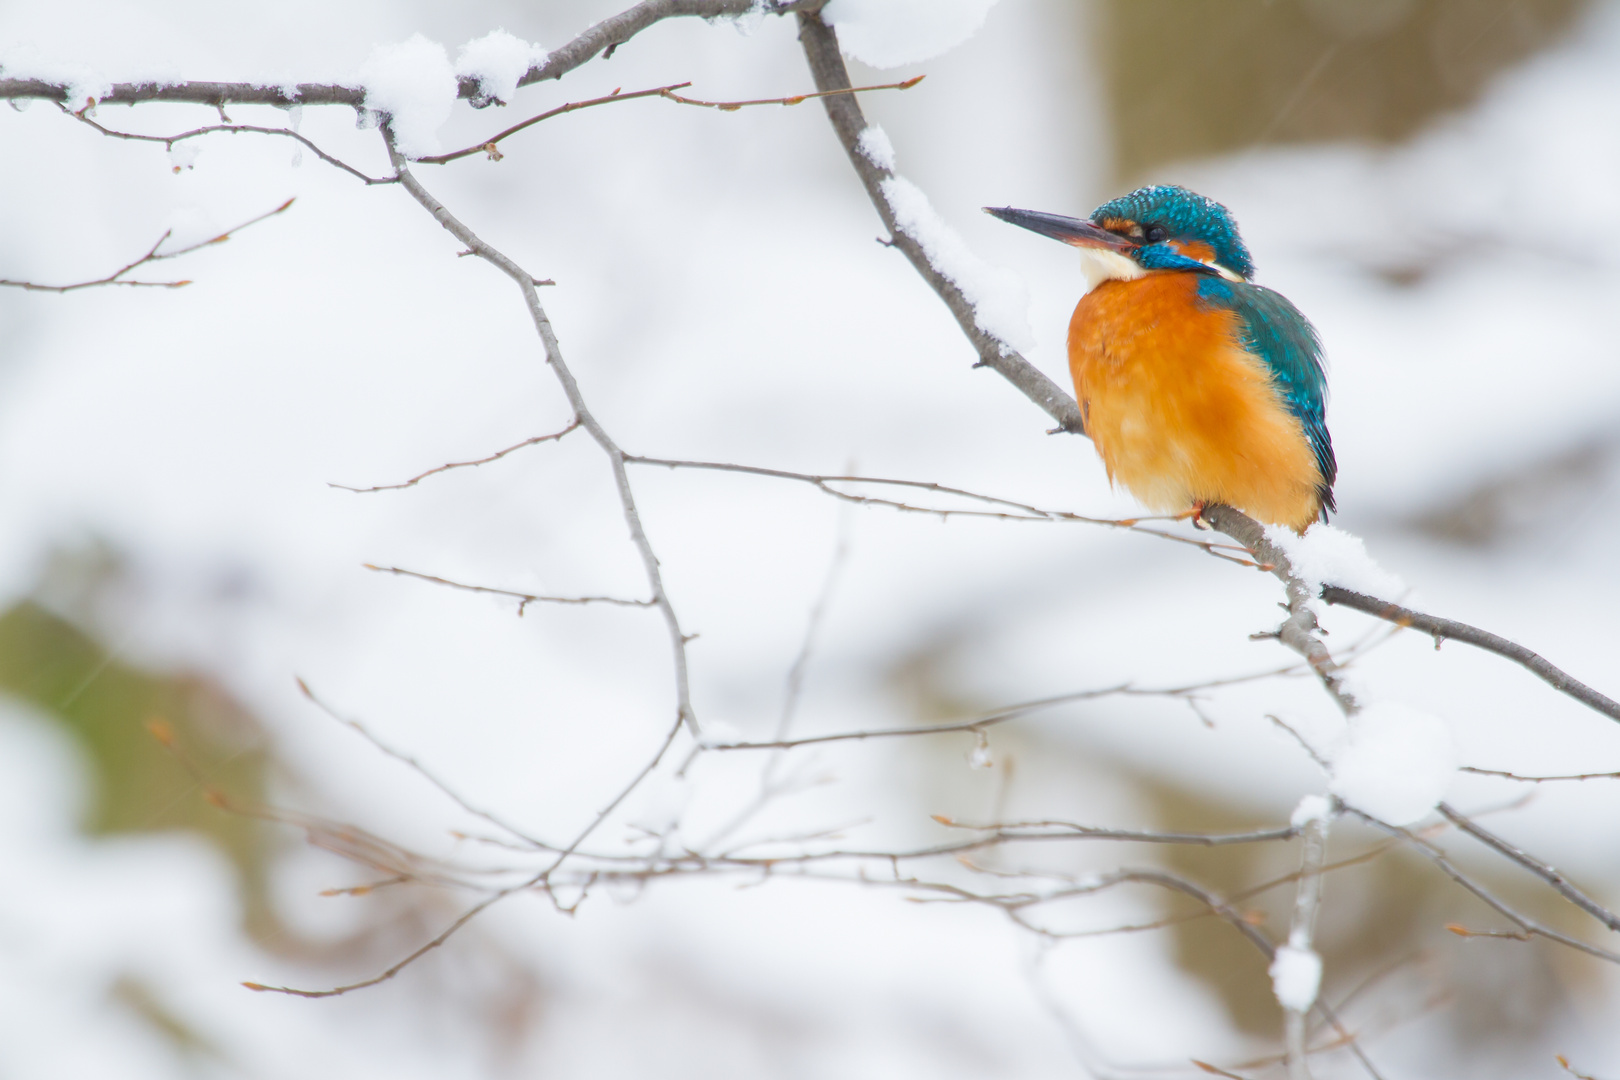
(2, 1), (1619, 1076)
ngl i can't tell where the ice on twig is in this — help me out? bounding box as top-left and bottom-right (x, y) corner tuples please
(356, 35), (458, 158)
(1263, 522), (1404, 600)
(1269, 942), (1322, 1011)
(880, 175), (1034, 352)
(455, 30), (547, 107)
(1329, 701), (1456, 825)
(823, 0), (1002, 68)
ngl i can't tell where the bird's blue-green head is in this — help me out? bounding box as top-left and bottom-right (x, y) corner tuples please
(986, 185), (1255, 285)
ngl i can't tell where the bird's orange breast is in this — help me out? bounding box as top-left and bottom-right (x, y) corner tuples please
(1068, 274), (1325, 533)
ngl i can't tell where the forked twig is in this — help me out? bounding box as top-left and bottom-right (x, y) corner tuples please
(1, 197), (295, 292)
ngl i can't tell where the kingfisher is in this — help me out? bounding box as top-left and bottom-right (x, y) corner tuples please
(987, 186), (1335, 534)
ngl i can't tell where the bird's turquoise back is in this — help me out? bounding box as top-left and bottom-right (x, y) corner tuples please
(1195, 276), (1337, 513)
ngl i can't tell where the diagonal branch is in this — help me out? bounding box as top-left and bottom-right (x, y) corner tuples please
(1198, 505), (1359, 717)
(381, 137), (698, 741)
(1438, 802), (1620, 934)
(1, 198), (295, 292)
(795, 12), (1084, 435)
(331, 419), (581, 492)
(1350, 808), (1620, 965)
(1322, 587), (1620, 723)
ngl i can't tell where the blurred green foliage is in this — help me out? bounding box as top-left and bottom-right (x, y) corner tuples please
(1101, 0), (1588, 180)
(0, 594), (280, 941)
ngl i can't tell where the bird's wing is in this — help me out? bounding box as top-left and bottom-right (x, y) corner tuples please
(1196, 277), (1337, 511)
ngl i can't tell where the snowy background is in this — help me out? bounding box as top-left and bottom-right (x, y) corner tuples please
(2, 0), (1619, 1076)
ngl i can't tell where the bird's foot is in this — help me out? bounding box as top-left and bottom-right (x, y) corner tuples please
(1176, 502), (1211, 530)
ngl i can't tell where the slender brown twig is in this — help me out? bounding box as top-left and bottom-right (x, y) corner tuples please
(1, 198), (294, 292)
(1462, 765), (1620, 783)
(415, 76), (924, 166)
(1438, 802), (1620, 934)
(64, 108), (394, 185)
(362, 564), (652, 615)
(331, 419), (581, 492)
(1322, 586), (1620, 724)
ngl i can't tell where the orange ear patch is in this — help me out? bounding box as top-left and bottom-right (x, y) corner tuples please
(1170, 239), (1216, 263)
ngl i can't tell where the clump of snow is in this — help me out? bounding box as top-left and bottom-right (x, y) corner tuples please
(1264, 522), (1404, 600)
(1329, 701), (1457, 825)
(823, 0), (1002, 68)
(0, 45), (113, 113)
(880, 175), (1034, 352)
(724, 0), (772, 36)
(455, 30), (546, 107)
(857, 125), (897, 172)
(356, 35), (458, 158)
(1290, 794), (1333, 827)
(1269, 942), (1322, 1011)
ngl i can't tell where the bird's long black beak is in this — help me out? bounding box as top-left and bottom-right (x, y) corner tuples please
(983, 206), (1134, 251)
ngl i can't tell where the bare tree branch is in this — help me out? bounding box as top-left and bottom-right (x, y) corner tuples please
(1322, 587), (1620, 724)
(795, 12), (1086, 435)
(1282, 808), (1333, 1080)
(627, 454), (1267, 564)
(1350, 808), (1620, 965)
(1198, 505), (1360, 716)
(415, 75), (923, 166)
(331, 419), (581, 492)
(1462, 765), (1620, 783)
(0, 0), (825, 109)
(362, 564), (654, 614)
(0, 198), (294, 292)
(65, 108), (394, 185)
(296, 679), (549, 850)
(1438, 802), (1620, 934)
(381, 135), (698, 741)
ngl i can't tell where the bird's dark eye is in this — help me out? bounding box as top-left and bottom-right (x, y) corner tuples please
(1145, 224), (1168, 244)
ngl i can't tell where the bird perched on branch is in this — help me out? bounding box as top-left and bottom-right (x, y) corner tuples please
(987, 186), (1334, 534)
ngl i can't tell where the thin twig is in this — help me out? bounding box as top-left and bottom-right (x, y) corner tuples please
(414, 83), (692, 165)
(383, 135), (698, 741)
(1462, 765), (1620, 783)
(363, 564), (653, 615)
(1438, 802), (1620, 934)
(710, 661), (1322, 751)
(417, 76), (923, 166)
(331, 419), (581, 492)
(66, 108), (394, 185)
(295, 679), (549, 850)
(1349, 808), (1620, 965)
(627, 454), (1264, 561)
(1322, 586), (1620, 724)
(1, 197), (295, 292)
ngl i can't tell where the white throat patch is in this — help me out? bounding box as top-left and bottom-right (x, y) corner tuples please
(1075, 247), (1245, 291)
(1075, 247), (1145, 291)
